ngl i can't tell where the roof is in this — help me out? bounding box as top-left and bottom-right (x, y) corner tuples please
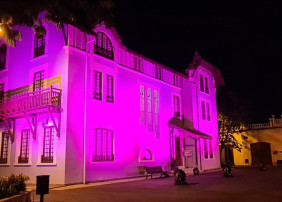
(168, 117), (212, 139)
(186, 52), (225, 87)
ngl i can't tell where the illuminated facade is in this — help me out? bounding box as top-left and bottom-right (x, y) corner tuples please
(0, 22), (224, 184)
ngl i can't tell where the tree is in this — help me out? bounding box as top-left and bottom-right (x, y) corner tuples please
(0, 0), (114, 46)
(218, 112), (242, 166)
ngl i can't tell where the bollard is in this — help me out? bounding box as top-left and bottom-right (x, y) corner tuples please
(36, 175), (50, 202)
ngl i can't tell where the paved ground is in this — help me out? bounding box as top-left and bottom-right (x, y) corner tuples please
(31, 166), (282, 202)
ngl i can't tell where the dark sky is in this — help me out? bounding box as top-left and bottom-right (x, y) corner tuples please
(113, 0), (282, 123)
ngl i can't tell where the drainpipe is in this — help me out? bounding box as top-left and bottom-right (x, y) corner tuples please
(195, 83), (202, 170)
(83, 36), (95, 184)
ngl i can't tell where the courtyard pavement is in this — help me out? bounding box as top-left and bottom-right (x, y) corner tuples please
(32, 166), (282, 202)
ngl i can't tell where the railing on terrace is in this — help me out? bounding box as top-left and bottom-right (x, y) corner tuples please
(244, 123), (271, 130)
(0, 87), (61, 118)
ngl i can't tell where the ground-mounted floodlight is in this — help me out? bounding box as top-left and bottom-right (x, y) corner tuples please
(175, 169), (188, 185)
(193, 167), (199, 175)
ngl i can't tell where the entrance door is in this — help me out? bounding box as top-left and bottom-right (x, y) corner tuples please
(184, 150), (193, 168)
(175, 137), (181, 166)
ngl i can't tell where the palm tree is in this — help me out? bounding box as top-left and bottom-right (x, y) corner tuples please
(0, 0), (114, 46)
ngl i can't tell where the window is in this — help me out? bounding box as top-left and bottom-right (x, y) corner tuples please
(93, 70), (102, 100)
(33, 70), (44, 92)
(200, 74), (209, 94)
(173, 95), (180, 117)
(154, 90), (159, 138)
(142, 149), (153, 160)
(41, 126), (55, 163)
(0, 132), (9, 164)
(0, 83), (4, 101)
(34, 34), (45, 58)
(201, 101), (206, 120)
(147, 88), (153, 131)
(210, 140), (213, 158)
(0, 44), (7, 70)
(18, 130), (30, 164)
(140, 86), (145, 124)
(93, 128), (114, 162)
(205, 77), (209, 93)
(174, 74), (179, 86)
(94, 32), (114, 60)
(200, 74), (204, 92)
(156, 66), (163, 80)
(106, 75), (114, 103)
(203, 139), (208, 159)
(206, 103), (211, 121)
(134, 57), (143, 72)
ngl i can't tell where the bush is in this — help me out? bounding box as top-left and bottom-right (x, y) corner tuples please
(0, 173), (30, 199)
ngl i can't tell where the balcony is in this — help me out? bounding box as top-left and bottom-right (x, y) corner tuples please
(0, 87), (62, 119)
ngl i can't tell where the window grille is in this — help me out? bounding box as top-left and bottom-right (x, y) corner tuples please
(0, 44), (7, 70)
(34, 34), (45, 58)
(93, 70), (102, 100)
(201, 101), (206, 120)
(173, 96), (180, 117)
(0, 83), (4, 101)
(200, 74), (204, 92)
(41, 126), (54, 163)
(18, 130), (30, 163)
(106, 75), (114, 103)
(134, 57), (143, 72)
(140, 86), (145, 124)
(93, 128), (114, 162)
(33, 70), (44, 92)
(94, 32), (114, 60)
(147, 88), (153, 131)
(0, 132), (9, 164)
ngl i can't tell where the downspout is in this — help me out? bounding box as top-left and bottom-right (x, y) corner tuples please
(195, 83), (202, 170)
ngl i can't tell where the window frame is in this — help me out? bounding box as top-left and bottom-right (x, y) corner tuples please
(0, 44), (7, 71)
(0, 83), (5, 101)
(173, 95), (180, 117)
(41, 126), (55, 163)
(0, 132), (9, 164)
(133, 56), (143, 72)
(199, 73), (209, 94)
(155, 66), (163, 80)
(34, 34), (46, 58)
(33, 70), (45, 92)
(94, 32), (114, 60)
(106, 74), (114, 103)
(18, 130), (30, 164)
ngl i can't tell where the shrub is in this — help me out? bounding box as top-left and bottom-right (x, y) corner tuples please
(0, 173), (30, 199)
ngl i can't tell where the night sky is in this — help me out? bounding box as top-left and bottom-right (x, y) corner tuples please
(113, 0), (282, 123)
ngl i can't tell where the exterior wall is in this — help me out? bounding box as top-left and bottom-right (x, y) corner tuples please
(0, 22), (69, 184)
(233, 128), (282, 166)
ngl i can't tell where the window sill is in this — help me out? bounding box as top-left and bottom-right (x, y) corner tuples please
(36, 162), (57, 167)
(14, 163), (32, 167)
(0, 164), (10, 167)
(31, 53), (48, 62)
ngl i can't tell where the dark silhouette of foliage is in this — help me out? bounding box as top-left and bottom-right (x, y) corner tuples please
(0, 0), (114, 46)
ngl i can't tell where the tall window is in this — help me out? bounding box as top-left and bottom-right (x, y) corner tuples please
(0, 132), (9, 164)
(205, 77), (209, 93)
(140, 86), (145, 124)
(106, 75), (114, 103)
(33, 70), (44, 92)
(34, 34), (45, 58)
(94, 32), (114, 60)
(41, 126), (54, 163)
(93, 70), (102, 100)
(203, 139), (208, 159)
(154, 90), (159, 138)
(0, 83), (4, 101)
(134, 57), (143, 72)
(18, 130), (30, 164)
(201, 101), (206, 120)
(173, 95), (180, 117)
(200, 74), (204, 92)
(156, 66), (163, 80)
(147, 88), (153, 131)
(0, 44), (7, 70)
(93, 128), (114, 162)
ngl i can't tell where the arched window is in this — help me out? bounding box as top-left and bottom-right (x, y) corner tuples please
(142, 149), (153, 160)
(94, 32), (114, 60)
(0, 44), (7, 71)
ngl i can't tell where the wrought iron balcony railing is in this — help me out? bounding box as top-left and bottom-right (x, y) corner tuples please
(0, 87), (62, 119)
